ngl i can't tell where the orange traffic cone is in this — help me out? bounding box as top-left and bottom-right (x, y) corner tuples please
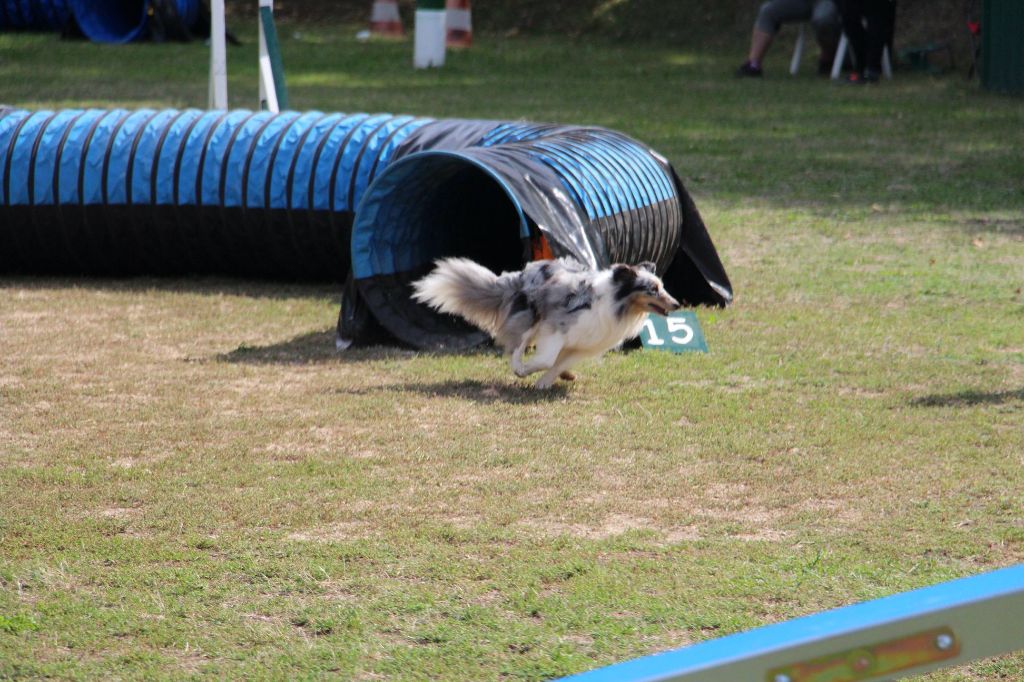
(370, 0), (404, 38)
(445, 0), (472, 48)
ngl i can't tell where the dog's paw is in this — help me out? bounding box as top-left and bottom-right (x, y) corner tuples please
(534, 377), (556, 389)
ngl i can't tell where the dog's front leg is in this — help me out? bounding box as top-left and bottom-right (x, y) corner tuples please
(510, 326), (538, 376)
(514, 336), (562, 378)
(535, 351), (583, 389)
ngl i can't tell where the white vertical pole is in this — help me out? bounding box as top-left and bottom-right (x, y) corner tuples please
(258, 0), (279, 112)
(789, 24), (805, 76)
(208, 0), (228, 109)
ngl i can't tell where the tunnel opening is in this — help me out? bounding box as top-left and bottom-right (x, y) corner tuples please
(349, 151), (531, 350)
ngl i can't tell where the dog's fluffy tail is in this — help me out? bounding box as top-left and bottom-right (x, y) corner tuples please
(412, 258), (511, 335)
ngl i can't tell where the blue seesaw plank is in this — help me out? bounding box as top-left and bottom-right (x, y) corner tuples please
(557, 564), (1024, 682)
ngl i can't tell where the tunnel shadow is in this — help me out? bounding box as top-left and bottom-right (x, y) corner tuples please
(399, 378), (570, 404)
(333, 378), (570, 404)
(0, 275), (341, 302)
(910, 388), (1024, 408)
(217, 331), (572, 402)
(215, 329), (508, 368)
(215, 330), (421, 365)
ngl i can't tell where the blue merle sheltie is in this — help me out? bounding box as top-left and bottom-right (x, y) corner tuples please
(412, 257), (680, 388)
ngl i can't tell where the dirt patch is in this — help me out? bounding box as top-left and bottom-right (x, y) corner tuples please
(287, 521), (375, 542)
(519, 513), (655, 539)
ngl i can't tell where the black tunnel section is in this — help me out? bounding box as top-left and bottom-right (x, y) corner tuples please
(348, 152), (534, 350)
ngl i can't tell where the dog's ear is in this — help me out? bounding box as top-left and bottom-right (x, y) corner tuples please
(637, 261), (657, 274)
(612, 264), (636, 285)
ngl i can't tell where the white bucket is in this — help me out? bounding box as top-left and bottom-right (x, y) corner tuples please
(413, 9), (446, 68)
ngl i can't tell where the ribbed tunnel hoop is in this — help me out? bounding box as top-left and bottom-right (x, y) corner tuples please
(0, 107), (732, 348)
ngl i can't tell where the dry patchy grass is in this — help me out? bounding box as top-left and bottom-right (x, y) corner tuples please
(1, 25), (1023, 681)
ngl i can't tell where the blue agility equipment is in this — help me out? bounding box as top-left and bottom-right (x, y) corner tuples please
(0, 107), (732, 348)
(0, 0), (203, 42)
(557, 564), (1024, 682)
(0, 0), (70, 30)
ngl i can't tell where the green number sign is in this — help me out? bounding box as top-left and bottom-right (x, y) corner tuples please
(639, 311), (707, 353)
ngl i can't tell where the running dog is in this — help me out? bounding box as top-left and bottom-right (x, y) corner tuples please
(411, 257), (680, 388)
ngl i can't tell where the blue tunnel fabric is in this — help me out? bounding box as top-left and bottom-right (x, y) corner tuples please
(70, 0), (148, 43)
(0, 0), (202, 41)
(0, 107), (732, 349)
(0, 0), (70, 30)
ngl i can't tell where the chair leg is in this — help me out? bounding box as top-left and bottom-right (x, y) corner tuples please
(882, 44), (893, 79)
(790, 24), (806, 76)
(831, 32), (849, 79)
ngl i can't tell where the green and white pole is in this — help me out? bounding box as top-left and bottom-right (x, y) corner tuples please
(258, 0), (288, 111)
(208, 0), (228, 109)
(413, 0), (446, 69)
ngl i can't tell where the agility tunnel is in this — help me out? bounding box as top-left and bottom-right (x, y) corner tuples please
(0, 0), (70, 31)
(0, 106), (732, 349)
(0, 0), (202, 42)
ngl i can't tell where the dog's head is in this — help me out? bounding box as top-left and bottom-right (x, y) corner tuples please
(612, 262), (680, 317)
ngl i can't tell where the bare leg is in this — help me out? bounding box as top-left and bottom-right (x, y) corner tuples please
(748, 28), (775, 63)
(817, 33), (838, 63)
(812, 0), (841, 64)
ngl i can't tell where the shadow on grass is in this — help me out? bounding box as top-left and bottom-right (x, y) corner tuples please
(910, 388), (1024, 407)
(400, 379), (570, 403)
(218, 333), (568, 402)
(216, 330), (418, 365)
(330, 378), (570, 403)
(0, 275), (340, 301)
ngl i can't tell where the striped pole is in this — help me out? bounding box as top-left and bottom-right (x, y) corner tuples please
(208, 0), (228, 109)
(445, 0), (472, 48)
(258, 0), (288, 111)
(370, 0), (405, 38)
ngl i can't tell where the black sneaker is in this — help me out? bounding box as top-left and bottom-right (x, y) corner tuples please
(844, 70), (879, 85)
(735, 61), (763, 77)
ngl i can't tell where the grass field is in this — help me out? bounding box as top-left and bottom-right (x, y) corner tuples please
(1, 22), (1023, 681)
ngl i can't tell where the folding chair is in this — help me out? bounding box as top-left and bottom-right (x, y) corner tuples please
(830, 30), (893, 79)
(789, 24), (808, 75)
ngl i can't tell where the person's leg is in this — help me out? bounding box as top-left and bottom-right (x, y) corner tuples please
(864, 0), (897, 75)
(739, 0), (814, 75)
(747, 28), (775, 66)
(839, 0), (868, 76)
(810, 0), (841, 69)
(862, 0), (895, 75)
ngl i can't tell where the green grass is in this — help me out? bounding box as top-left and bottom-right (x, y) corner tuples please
(2, 23), (1023, 681)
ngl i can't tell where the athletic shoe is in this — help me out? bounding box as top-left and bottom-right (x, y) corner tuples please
(735, 61), (763, 77)
(844, 70), (879, 85)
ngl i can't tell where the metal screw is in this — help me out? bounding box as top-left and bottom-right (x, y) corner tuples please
(936, 633), (954, 650)
(774, 675), (792, 682)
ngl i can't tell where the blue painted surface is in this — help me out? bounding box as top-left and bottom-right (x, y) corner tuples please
(558, 564), (1024, 682)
